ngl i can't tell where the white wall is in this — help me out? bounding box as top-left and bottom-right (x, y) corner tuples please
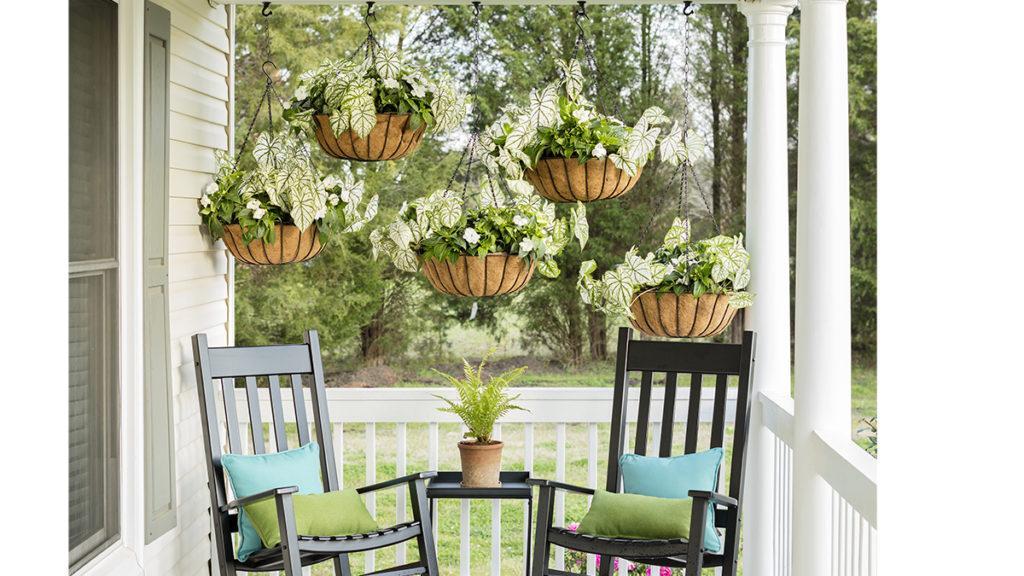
(145, 1), (232, 574)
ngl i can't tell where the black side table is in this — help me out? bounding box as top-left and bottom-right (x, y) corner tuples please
(426, 470), (533, 576)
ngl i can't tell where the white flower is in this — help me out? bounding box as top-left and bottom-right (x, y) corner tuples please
(322, 175), (339, 189)
(200, 194), (212, 208)
(513, 214), (529, 227)
(246, 199), (261, 211)
(328, 193), (340, 207)
(463, 227), (480, 245)
(203, 181), (218, 194)
(382, 77), (401, 90)
(572, 108), (594, 123)
(252, 207), (266, 219)
(592, 143), (607, 159)
(295, 85), (308, 100)
(519, 237), (535, 254)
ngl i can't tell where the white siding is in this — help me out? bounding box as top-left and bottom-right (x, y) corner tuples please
(144, 0), (231, 574)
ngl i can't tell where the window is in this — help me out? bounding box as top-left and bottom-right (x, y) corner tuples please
(69, 0), (120, 571)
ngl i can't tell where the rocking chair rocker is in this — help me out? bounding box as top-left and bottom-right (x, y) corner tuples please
(192, 329), (439, 576)
(529, 327), (756, 576)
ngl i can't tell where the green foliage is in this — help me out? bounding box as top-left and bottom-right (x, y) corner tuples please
(578, 218), (752, 318)
(858, 416), (878, 457)
(199, 135), (378, 245)
(284, 47), (467, 138)
(482, 59), (703, 179)
(433, 352), (528, 443)
(369, 186), (587, 279)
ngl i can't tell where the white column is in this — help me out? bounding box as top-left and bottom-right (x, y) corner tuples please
(793, 1), (852, 575)
(738, 2), (796, 575)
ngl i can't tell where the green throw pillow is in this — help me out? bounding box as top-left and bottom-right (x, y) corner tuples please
(243, 488), (379, 548)
(577, 489), (694, 540)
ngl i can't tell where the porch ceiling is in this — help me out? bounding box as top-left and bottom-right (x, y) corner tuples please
(220, 0), (739, 6)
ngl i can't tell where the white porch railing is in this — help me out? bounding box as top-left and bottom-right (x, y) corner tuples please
(230, 386), (736, 576)
(759, 391), (877, 576)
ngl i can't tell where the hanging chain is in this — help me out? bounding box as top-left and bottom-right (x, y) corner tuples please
(234, 8), (277, 167)
(573, 1), (604, 113)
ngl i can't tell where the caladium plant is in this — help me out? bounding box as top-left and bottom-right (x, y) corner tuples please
(199, 133), (379, 245)
(481, 58), (707, 179)
(577, 218), (754, 318)
(284, 48), (467, 139)
(369, 181), (589, 279)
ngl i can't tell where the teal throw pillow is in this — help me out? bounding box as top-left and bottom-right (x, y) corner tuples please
(618, 448), (724, 552)
(221, 442), (324, 561)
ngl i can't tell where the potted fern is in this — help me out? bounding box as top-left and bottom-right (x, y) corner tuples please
(434, 354), (528, 487)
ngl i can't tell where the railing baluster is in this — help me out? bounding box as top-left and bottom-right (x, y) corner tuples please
(869, 526), (877, 576)
(832, 490), (839, 576)
(429, 421), (439, 543)
(333, 422), (344, 489)
(491, 423), (502, 576)
(555, 422), (566, 571)
(524, 422), (534, 566)
(397, 422), (407, 564)
(365, 422), (376, 573)
(586, 422), (598, 576)
(460, 498), (471, 576)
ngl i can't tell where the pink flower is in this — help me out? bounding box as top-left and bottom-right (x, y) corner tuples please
(566, 522), (580, 533)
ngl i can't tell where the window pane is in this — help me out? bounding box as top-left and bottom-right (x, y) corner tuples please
(69, 273), (120, 569)
(69, 0), (118, 263)
(69, 0), (119, 571)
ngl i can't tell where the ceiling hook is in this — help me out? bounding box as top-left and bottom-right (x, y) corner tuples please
(683, 1), (697, 16)
(261, 2), (273, 17)
(472, 0), (482, 18)
(576, 0), (588, 19)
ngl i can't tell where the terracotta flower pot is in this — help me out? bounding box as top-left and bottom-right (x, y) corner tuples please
(312, 112), (426, 161)
(524, 156), (643, 203)
(221, 223), (323, 265)
(628, 290), (739, 339)
(420, 253), (536, 297)
(458, 441), (504, 488)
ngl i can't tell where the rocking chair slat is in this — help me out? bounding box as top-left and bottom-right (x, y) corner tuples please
(221, 378), (242, 454)
(268, 375), (289, 451)
(710, 374), (730, 449)
(290, 374), (311, 446)
(634, 372), (653, 455)
(660, 373), (678, 456)
(245, 376), (266, 454)
(684, 373), (704, 454)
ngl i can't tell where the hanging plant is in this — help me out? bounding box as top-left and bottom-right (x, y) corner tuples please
(577, 218), (753, 338)
(481, 58), (704, 203)
(199, 133), (379, 265)
(369, 184), (588, 297)
(285, 45), (466, 161)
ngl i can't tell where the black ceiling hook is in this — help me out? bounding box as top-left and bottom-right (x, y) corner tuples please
(472, 0), (482, 18)
(576, 0), (588, 19)
(683, 1), (697, 16)
(261, 2), (272, 17)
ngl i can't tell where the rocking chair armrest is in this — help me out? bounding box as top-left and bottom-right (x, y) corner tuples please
(688, 490), (738, 508)
(222, 486), (299, 513)
(356, 471), (438, 494)
(527, 478), (596, 496)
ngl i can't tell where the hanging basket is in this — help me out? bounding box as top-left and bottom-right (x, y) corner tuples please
(222, 224), (323, 265)
(312, 113), (426, 161)
(420, 253), (536, 297)
(628, 290), (739, 339)
(524, 156), (643, 203)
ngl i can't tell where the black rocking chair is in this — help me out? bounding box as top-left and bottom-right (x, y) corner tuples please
(192, 329), (439, 576)
(529, 327), (756, 576)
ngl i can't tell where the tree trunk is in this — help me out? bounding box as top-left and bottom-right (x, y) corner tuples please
(709, 11), (724, 222)
(588, 309), (608, 361)
(359, 309), (386, 367)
